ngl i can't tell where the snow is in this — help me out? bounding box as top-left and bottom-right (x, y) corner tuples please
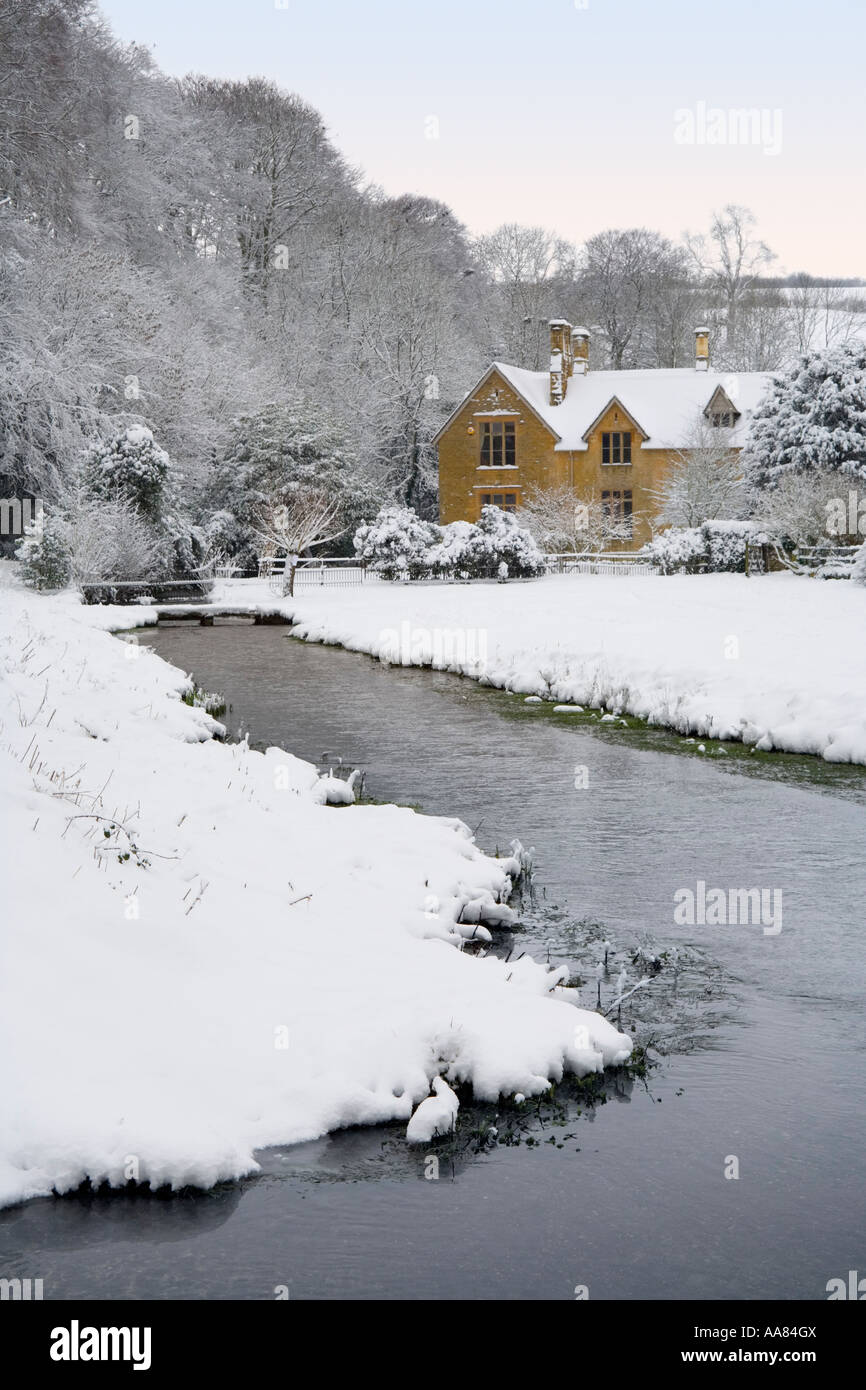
(406, 1077), (459, 1143)
(0, 570), (630, 1209)
(492, 362), (772, 450)
(312, 769), (361, 805)
(276, 572), (866, 765)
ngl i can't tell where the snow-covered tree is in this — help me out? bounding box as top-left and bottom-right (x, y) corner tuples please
(475, 223), (575, 370)
(751, 471), (847, 552)
(425, 520), (478, 578)
(642, 521), (760, 574)
(642, 527), (707, 575)
(851, 539), (866, 587)
(461, 505), (545, 579)
(650, 418), (746, 528)
(80, 423), (204, 577)
(353, 505), (440, 580)
(15, 515), (71, 591)
(521, 484), (634, 554)
(16, 494), (162, 591)
(213, 402), (379, 568)
(254, 488), (345, 595)
(82, 425), (170, 522)
(743, 343), (866, 493)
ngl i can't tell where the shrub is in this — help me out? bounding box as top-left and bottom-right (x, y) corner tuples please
(15, 495), (167, 594)
(641, 527), (707, 575)
(462, 505), (545, 579)
(642, 521), (762, 575)
(353, 505), (440, 580)
(15, 516), (71, 590)
(82, 424), (170, 522)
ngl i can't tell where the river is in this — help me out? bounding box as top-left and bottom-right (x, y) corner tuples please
(2, 619), (864, 1300)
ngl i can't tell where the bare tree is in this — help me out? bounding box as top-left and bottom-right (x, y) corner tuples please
(786, 276), (866, 354)
(521, 484), (635, 555)
(476, 223), (576, 369)
(649, 418), (746, 527)
(253, 487), (345, 595)
(575, 228), (692, 369)
(752, 472), (846, 559)
(685, 205), (776, 359)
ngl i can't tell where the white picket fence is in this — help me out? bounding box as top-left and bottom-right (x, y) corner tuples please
(545, 553), (658, 577)
(259, 557), (369, 592)
(256, 552), (658, 589)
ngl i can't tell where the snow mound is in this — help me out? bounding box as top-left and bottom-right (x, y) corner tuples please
(0, 577), (631, 1208)
(406, 1077), (459, 1143)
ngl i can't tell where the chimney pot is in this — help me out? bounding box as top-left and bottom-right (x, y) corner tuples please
(695, 326), (710, 371)
(549, 320), (573, 404)
(572, 326), (590, 376)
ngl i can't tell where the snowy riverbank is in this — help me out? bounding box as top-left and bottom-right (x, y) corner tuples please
(0, 573), (630, 1209)
(273, 572), (865, 765)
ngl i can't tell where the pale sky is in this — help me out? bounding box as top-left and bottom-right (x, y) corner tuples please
(99, 0), (865, 277)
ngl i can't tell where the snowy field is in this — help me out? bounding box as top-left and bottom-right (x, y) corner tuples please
(273, 572), (866, 766)
(0, 571), (630, 1209)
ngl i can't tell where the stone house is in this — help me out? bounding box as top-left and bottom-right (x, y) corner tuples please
(433, 322), (770, 550)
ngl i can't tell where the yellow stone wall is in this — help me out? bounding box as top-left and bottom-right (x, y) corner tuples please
(437, 370), (569, 525)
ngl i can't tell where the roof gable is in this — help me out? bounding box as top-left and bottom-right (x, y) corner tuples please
(431, 364), (560, 446)
(703, 384), (742, 420)
(485, 362), (771, 451)
(580, 396), (650, 443)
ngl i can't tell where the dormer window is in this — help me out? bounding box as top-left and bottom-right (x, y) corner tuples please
(602, 431), (632, 465)
(480, 420), (516, 468)
(704, 388), (740, 429)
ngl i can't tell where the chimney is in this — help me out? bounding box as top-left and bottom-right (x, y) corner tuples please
(549, 319), (573, 405)
(572, 326), (590, 376)
(695, 326), (710, 371)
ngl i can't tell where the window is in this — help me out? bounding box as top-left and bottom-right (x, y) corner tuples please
(711, 412), (733, 428)
(602, 430), (631, 464)
(481, 492), (518, 513)
(480, 420), (516, 467)
(601, 489), (633, 534)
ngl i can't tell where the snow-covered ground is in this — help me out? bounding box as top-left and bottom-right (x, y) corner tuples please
(0, 572), (630, 1210)
(273, 572), (866, 764)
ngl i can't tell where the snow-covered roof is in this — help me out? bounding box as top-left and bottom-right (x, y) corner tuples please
(489, 363), (772, 451)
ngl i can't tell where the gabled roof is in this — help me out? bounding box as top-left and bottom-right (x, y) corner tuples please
(703, 384), (742, 419)
(430, 363), (561, 447)
(482, 362), (772, 451)
(579, 395), (650, 443)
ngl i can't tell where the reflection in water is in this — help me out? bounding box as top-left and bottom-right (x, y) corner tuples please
(0, 1183), (242, 1254)
(4, 622), (864, 1301)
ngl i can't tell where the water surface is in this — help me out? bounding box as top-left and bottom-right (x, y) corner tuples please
(3, 621), (864, 1300)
